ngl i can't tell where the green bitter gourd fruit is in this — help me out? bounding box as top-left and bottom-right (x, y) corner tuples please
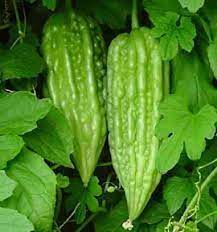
(107, 27), (169, 227)
(42, 11), (107, 186)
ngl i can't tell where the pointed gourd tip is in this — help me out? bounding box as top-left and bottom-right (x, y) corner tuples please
(122, 219), (134, 230)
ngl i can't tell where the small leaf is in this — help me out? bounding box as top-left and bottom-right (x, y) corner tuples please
(75, 202), (87, 225)
(88, 176), (103, 196)
(0, 207), (34, 232)
(178, 17), (197, 51)
(151, 12), (196, 60)
(0, 135), (24, 169)
(178, 0), (205, 13)
(164, 176), (196, 214)
(0, 91), (51, 135)
(160, 33), (179, 60)
(86, 192), (99, 212)
(0, 171), (17, 201)
(0, 43), (44, 80)
(64, 176), (102, 224)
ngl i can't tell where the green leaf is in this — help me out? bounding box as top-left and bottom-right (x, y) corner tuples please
(88, 176), (103, 196)
(64, 176), (102, 224)
(94, 198), (128, 232)
(0, 91), (51, 135)
(42, 0), (56, 10)
(185, 221), (199, 232)
(56, 174), (70, 189)
(75, 176), (102, 223)
(198, 223), (215, 232)
(163, 176), (196, 215)
(198, 190), (217, 230)
(0, 171), (17, 201)
(202, 0), (217, 38)
(0, 207), (34, 232)
(75, 202), (87, 225)
(0, 135), (24, 169)
(172, 51), (217, 111)
(23, 107), (73, 167)
(178, 17), (196, 51)
(141, 201), (170, 224)
(1, 148), (56, 232)
(156, 96), (217, 173)
(77, 0), (131, 29)
(155, 220), (169, 232)
(0, 43), (44, 80)
(208, 38), (217, 79)
(64, 178), (84, 213)
(151, 12), (196, 60)
(159, 33), (179, 61)
(144, 0), (184, 19)
(178, 0), (205, 13)
(86, 192), (99, 212)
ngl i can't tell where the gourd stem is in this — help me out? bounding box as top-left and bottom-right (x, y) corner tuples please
(131, 0), (139, 29)
(65, 0), (72, 9)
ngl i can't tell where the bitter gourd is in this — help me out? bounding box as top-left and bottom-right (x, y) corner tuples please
(42, 11), (107, 186)
(107, 28), (168, 226)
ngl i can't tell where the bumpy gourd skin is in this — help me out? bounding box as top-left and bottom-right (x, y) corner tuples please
(107, 28), (166, 222)
(42, 11), (107, 186)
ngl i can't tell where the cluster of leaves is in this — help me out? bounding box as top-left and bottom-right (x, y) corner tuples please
(0, 0), (217, 232)
(142, 0), (217, 231)
(0, 4), (75, 230)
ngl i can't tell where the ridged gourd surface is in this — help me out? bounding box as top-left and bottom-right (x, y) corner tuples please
(42, 12), (107, 186)
(107, 28), (163, 221)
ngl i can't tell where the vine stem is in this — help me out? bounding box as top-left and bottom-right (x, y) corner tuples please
(75, 213), (98, 232)
(173, 165), (217, 232)
(65, 0), (72, 9)
(51, 164), (61, 170)
(59, 203), (80, 230)
(131, 0), (139, 29)
(0, 23), (11, 30)
(97, 162), (112, 167)
(55, 188), (62, 220)
(12, 0), (24, 42)
(104, 173), (113, 193)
